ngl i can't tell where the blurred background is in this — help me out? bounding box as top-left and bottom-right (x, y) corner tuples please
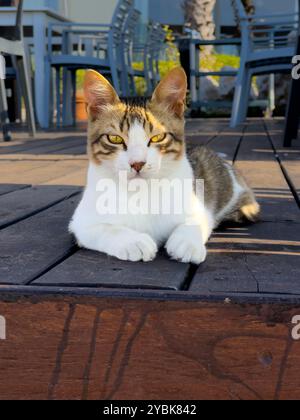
(1, 0), (299, 136)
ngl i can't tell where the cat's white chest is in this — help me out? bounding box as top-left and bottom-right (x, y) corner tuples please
(72, 160), (196, 245)
(92, 177), (188, 244)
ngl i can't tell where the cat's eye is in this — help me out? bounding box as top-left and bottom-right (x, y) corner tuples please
(107, 135), (124, 145)
(150, 133), (166, 144)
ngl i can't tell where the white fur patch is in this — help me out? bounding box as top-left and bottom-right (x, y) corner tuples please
(216, 164), (245, 222)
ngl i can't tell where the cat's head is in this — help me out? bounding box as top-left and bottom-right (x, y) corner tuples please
(84, 67), (187, 179)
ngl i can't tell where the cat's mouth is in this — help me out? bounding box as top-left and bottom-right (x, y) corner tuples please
(128, 170), (147, 180)
(131, 172), (144, 179)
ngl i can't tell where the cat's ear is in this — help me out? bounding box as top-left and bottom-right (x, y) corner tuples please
(151, 67), (187, 117)
(84, 70), (120, 118)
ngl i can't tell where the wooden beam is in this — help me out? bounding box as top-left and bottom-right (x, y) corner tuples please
(0, 292), (299, 400)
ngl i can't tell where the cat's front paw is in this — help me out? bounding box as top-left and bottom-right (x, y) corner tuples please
(109, 232), (158, 263)
(166, 225), (207, 265)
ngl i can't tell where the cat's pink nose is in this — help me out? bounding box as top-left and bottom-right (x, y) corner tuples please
(131, 162), (146, 173)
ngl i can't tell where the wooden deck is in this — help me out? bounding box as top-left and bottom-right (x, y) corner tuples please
(0, 118), (300, 400)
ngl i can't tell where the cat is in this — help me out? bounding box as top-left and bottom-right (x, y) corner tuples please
(69, 67), (260, 264)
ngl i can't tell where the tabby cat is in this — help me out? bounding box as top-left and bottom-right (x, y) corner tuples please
(69, 67), (260, 264)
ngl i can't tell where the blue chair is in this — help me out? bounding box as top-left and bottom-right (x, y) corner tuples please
(121, 9), (142, 97)
(44, 0), (134, 128)
(146, 23), (166, 93)
(188, 30), (241, 114)
(230, 0), (299, 127)
(129, 21), (166, 97)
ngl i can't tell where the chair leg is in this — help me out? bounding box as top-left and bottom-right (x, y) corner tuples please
(16, 55), (36, 137)
(62, 68), (74, 126)
(144, 59), (150, 96)
(189, 42), (197, 109)
(71, 70), (76, 127)
(0, 78), (12, 142)
(12, 57), (23, 122)
(284, 76), (300, 147)
(108, 50), (121, 95)
(120, 61), (128, 97)
(125, 65), (132, 97)
(56, 68), (61, 128)
(267, 73), (276, 117)
(230, 66), (250, 128)
(239, 70), (252, 124)
(43, 60), (52, 129)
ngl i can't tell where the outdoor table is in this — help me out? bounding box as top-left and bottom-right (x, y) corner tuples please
(0, 7), (69, 128)
(283, 0), (300, 146)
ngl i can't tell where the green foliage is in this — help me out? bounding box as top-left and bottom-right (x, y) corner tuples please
(163, 25), (180, 64)
(75, 33), (239, 99)
(133, 59), (181, 96)
(132, 62), (147, 95)
(200, 53), (240, 82)
(133, 25), (180, 96)
(76, 70), (85, 93)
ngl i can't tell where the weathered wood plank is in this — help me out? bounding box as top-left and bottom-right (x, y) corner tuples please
(235, 121), (299, 222)
(32, 249), (189, 291)
(35, 136), (85, 156)
(0, 297), (72, 400)
(0, 184), (30, 197)
(0, 185), (81, 229)
(0, 160), (47, 179)
(265, 119), (300, 199)
(0, 196), (80, 284)
(42, 168), (86, 187)
(208, 125), (244, 162)
(186, 123), (244, 165)
(0, 159), (86, 185)
(0, 193), (188, 290)
(186, 133), (217, 147)
(191, 222), (300, 294)
(185, 119), (231, 148)
(51, 144), (86, 156)
(0, 293), (299, 400)
(0, 154), (87, 162)
(191, 121), (300, 294)
(0, 134), (85, 156)
(185, 118), (228, 132)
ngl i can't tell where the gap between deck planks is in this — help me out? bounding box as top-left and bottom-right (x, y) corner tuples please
(0, 186), (81, 230)
(0, 184), (31, 197)
(0, 133), (86, 156)
(0, 159), (87, 186)
(264, 119), (300, 206)
(0, 132), (87, 186)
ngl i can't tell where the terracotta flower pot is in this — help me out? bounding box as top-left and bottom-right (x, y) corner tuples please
(76, 93), (88, 121)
